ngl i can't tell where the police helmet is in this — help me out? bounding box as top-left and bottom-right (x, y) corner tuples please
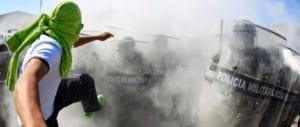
(118, 36), (135, 50)
(233, 19), (256, 36)
(232, 19), (257, 49)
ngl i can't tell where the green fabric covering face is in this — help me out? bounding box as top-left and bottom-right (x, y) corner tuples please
(6, 0), (82, 91)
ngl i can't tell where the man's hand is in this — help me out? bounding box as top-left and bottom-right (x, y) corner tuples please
(97, 32), (114, 41)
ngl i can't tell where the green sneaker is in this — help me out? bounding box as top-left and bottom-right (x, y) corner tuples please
(97, 94), (105, 106)
(84, 94), (105, 119)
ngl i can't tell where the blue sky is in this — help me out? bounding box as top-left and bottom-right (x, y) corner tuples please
(0, 0), (299, 22)
(286, 0), (300, 21)
(0, 0), (58, 15)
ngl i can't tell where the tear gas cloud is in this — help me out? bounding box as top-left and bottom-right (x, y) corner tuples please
(4, 0), (300, 127)
(57, 0), (300, 127)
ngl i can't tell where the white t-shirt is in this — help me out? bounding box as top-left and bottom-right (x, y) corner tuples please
(20, 35), (62, 122)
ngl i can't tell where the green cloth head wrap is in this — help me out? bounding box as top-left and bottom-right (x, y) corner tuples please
(6, 1), (82, 90)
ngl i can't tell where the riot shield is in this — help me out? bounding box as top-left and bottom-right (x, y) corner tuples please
(208, 19), (299, 127)
(263, 45), (300, 127)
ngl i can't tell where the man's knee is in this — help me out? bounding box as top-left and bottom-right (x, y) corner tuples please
(80, 74), (96, 91)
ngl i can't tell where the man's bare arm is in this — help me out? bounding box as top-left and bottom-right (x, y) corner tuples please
(74, 32), (113, 48)
(14, 58), (49, 127)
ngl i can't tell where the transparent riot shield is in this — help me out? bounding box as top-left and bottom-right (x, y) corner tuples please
(208, 19), (299, 127)
(264, 45), (300, 127)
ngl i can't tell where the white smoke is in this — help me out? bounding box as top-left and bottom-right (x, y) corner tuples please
(3, 0), (300, 127)
(57, 0), (300, 127)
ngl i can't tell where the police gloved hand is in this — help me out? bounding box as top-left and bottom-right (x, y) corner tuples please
(204, 68), (216, 83)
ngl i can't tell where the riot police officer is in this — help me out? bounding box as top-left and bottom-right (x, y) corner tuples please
(206, 20), (271, 82)
(108, 36), (160, 127)
(116, 36), (147, 73)
(229, 20), (271, 78)
(205, 19), (273, 127)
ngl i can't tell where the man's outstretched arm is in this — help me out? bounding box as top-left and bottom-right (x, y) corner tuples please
(74, 32), (114, 48)
(14, 58), (49, 127)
